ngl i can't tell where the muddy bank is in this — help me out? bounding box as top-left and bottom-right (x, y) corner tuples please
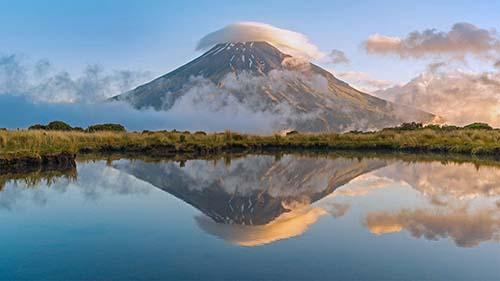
(0, 153), (76, 174)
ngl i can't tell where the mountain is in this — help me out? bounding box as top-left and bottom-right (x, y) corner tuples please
(112, 41), (434, 131)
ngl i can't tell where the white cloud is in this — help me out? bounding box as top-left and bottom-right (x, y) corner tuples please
(0, 53), (151, 103)
(333, 70), (395, 92)
(374, 68), (500, 126)
(327, 49), (350, 65)
(196, 22), (324, 60)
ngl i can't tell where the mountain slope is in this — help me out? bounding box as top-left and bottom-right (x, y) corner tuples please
(112, 41), (434, 131)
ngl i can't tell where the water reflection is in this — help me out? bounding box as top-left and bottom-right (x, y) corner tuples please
(2, 154), (500, 248)
(113, 155), (386, 246)
(340, 161), (500, 247)
(0, 162), (150, 210)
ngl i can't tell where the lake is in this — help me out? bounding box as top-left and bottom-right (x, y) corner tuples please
(1, 153), (499, 280)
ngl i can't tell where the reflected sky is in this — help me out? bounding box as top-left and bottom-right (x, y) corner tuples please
(0, 154), (499, 280)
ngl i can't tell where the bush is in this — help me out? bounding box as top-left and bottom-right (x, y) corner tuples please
(87, 123), (126, 132)
(463, 122), (493, 130)
(46, 121), (73, 131)
(29, 121), (74, 131)
(441, 125), (460, 131)
(179, 135), (186, 142)
(286, 130), (299, 136)
(397, 122), (423, 131)
(232, 133), (244, 141)
(424, 124), (441, 130)
(28, 124), (47, 130)
(194, 131), (207, 135)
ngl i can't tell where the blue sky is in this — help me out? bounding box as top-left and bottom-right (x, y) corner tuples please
(2, 0), (499, 83)
(2, 0), (500, 130)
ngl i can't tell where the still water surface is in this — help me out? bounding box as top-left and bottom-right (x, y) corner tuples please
(1, 154), (499, 280)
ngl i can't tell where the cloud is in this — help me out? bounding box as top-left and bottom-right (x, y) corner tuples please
(364, 23), (500, 60)
(0, 94), (286, 133)
(364, 207), (500, 247)
(0, 53), (152, 103)
(334, 173), (397, 197)
(334, 70), (395, 92)
(426, 61), (447, 73)
(324, 202), (351, 218)
(0, 161), (153, 210)
(327, 49), (350, 65)
(375, 161), (500, 204)
(196, 206), (327, 246)
(196, 22), (324, 60)
(374, 68), (500, 126)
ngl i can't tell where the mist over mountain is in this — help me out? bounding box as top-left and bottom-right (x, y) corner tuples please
(112, 41), (434, 132)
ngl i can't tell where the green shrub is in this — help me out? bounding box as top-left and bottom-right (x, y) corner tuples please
(46, 121), (73, 131)
(397, 122), (423, 130)
(28, 121), (79, 131)
(28, 124), (47, 130)
(424, 124), (441, 130)
(232, 133), (244, 141)
(463, 122), (493, 130)
(441, 125), (460, 131)
(87, 123), (126, 132)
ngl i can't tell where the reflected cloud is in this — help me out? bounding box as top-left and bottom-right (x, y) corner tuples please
(196, 206), (327, 246)
(334, 173), (399, 197)
(364, 207), (500, 247)
(375, 162), (500, 204)
(0, 161), (152, 210)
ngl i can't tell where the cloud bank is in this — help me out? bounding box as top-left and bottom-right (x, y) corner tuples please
(375, 68), (500, 126)
(364, 23), (500, 61)
(196, 22), (324, 60)
(0, 54), (151, 103)
(0, 53), (294, 132)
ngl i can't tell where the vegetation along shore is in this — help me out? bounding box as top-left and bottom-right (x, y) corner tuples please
(2, 121), (500, 170)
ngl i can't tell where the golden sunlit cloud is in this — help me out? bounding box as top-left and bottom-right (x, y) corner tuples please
(364, 22), (500, 60)
(196, 206), (327, 247)
(364, 207), (500, 247)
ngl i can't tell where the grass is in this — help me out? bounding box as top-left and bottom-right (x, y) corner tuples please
(3, 127), (500, 160)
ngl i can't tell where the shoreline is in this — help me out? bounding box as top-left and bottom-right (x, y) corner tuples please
(3, 148), (500, 186)
(2, 127), (500, 171)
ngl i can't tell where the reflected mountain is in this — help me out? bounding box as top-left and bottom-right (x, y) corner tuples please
(114, 155), (387, 245)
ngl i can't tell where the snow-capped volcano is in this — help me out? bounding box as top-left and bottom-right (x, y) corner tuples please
(112, 41), (433, 131)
